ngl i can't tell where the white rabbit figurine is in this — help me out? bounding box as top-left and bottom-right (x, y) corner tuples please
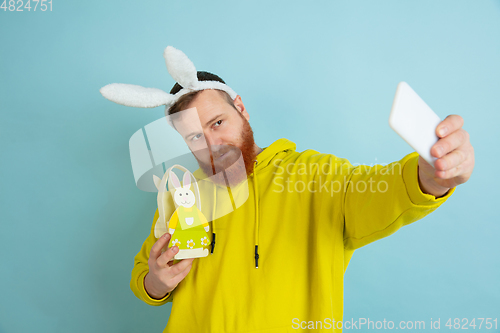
(165, 170), (211, 260)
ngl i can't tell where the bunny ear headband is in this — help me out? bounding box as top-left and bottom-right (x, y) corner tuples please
(99, 46), (238, 128)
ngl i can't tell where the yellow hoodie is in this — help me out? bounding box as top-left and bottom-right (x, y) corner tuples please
(131, 138), (455, 332)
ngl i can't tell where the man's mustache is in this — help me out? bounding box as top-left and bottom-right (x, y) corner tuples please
(210, 145), (238, 159)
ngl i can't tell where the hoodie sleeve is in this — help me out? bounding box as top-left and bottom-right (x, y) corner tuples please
(342, 151), (455, 250)
(130, 208), (174, 306)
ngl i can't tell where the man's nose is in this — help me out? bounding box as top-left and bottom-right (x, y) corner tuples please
(205, 132), (223, 149)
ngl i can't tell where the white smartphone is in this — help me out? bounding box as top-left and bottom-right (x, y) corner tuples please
(389, 81), (442, 168)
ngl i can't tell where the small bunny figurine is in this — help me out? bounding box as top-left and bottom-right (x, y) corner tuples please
(166, 170), (211, 260)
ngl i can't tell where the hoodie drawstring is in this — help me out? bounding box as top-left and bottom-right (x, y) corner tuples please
(211, 185), (216, 254)
(209, 159), (261, 269)
(206, 140), (294, 268)
(253, 160), (260, 268)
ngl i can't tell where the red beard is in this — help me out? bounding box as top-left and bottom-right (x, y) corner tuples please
(194, 116), (257, 186)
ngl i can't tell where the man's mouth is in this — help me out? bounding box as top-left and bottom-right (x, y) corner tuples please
(214, 151), (229, 159)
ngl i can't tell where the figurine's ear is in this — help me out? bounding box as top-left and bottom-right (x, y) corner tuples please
(100, 83), (174, 108)
(182, 171), (191, 189)
(169, 170), (181, 190)
(153, 175), (162, 190)
(164, 46), (198, 89)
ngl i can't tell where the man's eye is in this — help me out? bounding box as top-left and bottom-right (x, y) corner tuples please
(214, 120), (223, 127)
(192, 133), (203, 142)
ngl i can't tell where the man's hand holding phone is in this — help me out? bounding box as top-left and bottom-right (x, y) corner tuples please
(418, 114), (474, 197)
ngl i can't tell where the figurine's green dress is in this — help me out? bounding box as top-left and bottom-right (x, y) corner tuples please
(168, 205), (211, 250)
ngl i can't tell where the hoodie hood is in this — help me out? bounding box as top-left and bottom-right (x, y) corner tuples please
(252, 138), (297, 172)
(192, 138), (297, 268)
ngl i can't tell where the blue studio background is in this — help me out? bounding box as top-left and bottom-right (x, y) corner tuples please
(1, 1), (499, 332)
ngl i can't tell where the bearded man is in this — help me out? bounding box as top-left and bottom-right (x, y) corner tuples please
(128, 70), (474, 332)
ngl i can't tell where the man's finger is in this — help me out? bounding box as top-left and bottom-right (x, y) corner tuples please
(169, 258), (195, 277)
(150, 233), (172, 260)
(436, 114), (464, 138)
(431, 129), (468, 158)
(435, 161), (465, 180)
(435, 151), (474, 183)
(168, 261), (194, 286)
(157, 245), (179, 267)
(435, 148), (468, 172)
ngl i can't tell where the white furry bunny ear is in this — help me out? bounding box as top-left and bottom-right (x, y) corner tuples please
(100, 45), (238, 120)
(163, 46), (198, 90)
(100, 83), (174, 108)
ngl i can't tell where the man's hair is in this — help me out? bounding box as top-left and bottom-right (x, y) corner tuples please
(168, 71), (238, 117)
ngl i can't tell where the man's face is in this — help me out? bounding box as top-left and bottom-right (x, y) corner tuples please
(172, 90), (256, 184)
